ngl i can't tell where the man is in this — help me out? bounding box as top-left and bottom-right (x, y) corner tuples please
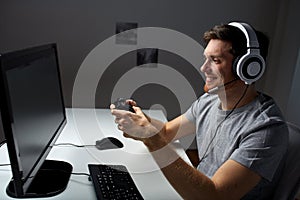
(111, 22), (288, 199)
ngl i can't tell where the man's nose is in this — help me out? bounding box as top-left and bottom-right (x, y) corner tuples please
(200, 60), (210, 73)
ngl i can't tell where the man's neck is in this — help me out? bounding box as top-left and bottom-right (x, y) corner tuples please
(218, 81), (258, 111)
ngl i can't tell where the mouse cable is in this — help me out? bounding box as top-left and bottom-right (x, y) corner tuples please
(52, 143), (95, 148)
(0, 163), (10, 167)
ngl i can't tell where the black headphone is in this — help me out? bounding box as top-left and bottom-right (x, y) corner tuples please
(229, 22), (265, 85)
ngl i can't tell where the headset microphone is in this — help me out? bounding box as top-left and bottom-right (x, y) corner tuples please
(204, 78), (238, 94)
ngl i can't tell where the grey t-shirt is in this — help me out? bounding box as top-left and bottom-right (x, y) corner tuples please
(184, 92), (288, 199)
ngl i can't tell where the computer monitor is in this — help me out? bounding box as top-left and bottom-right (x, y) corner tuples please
(0, 43), (72, 198)
(0, 117), (5, 146)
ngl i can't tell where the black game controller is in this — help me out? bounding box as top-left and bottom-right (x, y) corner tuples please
(113, 98), (135, 113)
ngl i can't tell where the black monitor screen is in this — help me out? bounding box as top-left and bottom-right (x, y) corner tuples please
(0, 44), (70, 198)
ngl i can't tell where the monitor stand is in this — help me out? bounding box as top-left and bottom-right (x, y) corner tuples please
(6, 160), (73, 198)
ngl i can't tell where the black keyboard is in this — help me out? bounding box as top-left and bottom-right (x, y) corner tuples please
(88, 164), (144, 200)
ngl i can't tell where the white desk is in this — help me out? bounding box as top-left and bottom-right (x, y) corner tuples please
(0, 108), (191, 199)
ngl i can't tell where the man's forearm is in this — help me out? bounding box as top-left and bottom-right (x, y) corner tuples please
(145, 139), (218, 200)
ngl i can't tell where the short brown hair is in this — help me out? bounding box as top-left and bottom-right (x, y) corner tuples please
(203, 24), (269, 60)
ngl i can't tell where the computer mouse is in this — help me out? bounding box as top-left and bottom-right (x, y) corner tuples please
(95, 137), (124, 150)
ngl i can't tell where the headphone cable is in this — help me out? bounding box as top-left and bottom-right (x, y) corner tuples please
(199, 85), (249, 163)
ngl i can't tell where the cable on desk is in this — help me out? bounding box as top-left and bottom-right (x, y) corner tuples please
(52, 143), (95, 148)
(70, 172), (92, 181)
(38, 168), (91, 181)
(0, 163), (10, 167)
(0, 164), (91, 182)
(71, 172), (91, 178)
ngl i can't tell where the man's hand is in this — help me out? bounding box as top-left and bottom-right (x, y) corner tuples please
(110, 102), (158, 141)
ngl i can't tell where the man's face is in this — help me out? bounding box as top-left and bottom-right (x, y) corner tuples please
(201, 39), (236, 92)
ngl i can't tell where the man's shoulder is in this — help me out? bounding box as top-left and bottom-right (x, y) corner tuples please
(199, 93), (219, 103)
(255, 92), (283, 115)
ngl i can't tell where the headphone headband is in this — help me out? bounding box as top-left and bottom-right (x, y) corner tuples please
(228, 22), (259, 49)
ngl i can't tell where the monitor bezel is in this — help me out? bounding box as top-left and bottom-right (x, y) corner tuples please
(0, 43), (67, 197)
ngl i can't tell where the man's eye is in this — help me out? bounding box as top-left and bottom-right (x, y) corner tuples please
(213, 58), (221, 63)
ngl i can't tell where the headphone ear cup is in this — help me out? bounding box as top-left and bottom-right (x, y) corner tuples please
(229, 22), (266, 84)
(235, 53), (265, 84)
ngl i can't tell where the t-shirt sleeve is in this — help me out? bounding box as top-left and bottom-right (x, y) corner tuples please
(184, 94), (216, 124)
(184, 100), (198, 123)
(230, 122), (288, 182)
